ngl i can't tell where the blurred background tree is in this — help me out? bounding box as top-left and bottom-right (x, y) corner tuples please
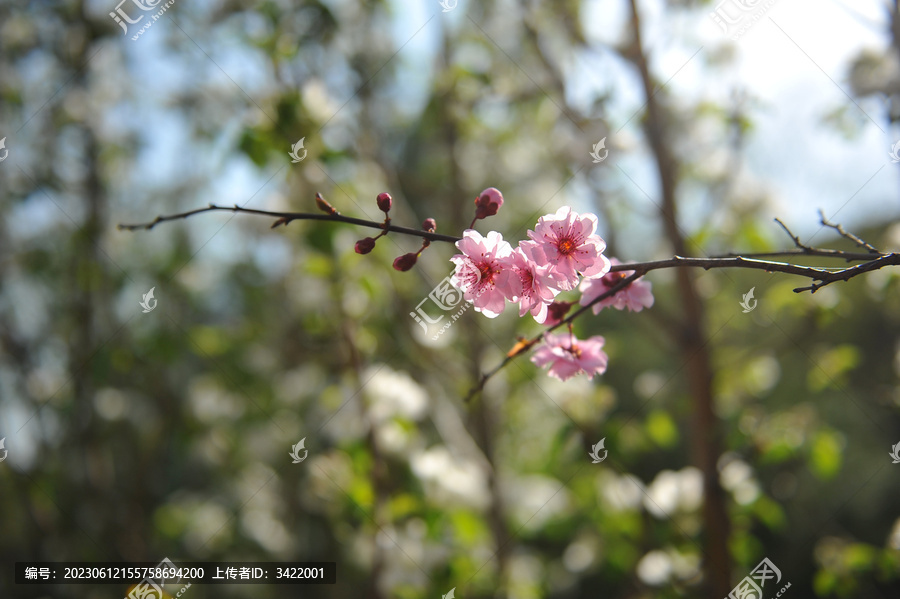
(1, 0), (899, 598)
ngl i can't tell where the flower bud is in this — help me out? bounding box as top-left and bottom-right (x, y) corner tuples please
(376, 192), (393, 213)
(315, 192), (338, 215)
(393, 252), (418, 272)
(545, 301), (574, 326)
(422, 218), (437, 233)
(355, 237), (377, 254)
(474, 187), (504, 220)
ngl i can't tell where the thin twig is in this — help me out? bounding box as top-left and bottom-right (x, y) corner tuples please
(818, 209), (881, 254)
(117, 203), (462, 244)
(119, 203), (900, 291)
(716, 248), (880, 262)
(774, 217), (811, 251)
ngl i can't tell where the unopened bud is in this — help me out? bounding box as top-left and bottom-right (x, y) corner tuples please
(422, 218), (437, 233)
(474, 187), (504, 220)
(315, 192), (338, 215)
(376, 192), (393, 213)
(355, 237), (377, 254)
(545, 301), (574, 326)
(393, 252), (418, 272)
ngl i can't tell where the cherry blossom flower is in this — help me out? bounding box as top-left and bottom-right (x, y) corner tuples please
(509, 247), (558, 322)
(531, 332), (608, 381)
(579, 258), (654, 314)
(451, 230), (518, 318)
(523, 207), (610, 290)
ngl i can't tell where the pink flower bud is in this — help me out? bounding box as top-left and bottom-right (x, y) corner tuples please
(393, 252), (418, 271)
(422, 218), (437, 233)
(355, 237), (377, 254)
(545, 301), (574, 326)
(376, 192), (393, 213)
(474, 187), (504, 220)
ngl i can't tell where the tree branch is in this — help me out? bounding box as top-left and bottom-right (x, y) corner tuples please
(818, 209), (881, 254)
(118, 203), (891, 280)
(119, 200), (900, 393)
(119, 202), (899, 294)
(117, 203), (462, 244)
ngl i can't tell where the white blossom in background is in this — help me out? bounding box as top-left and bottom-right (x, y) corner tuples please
(637, 550), (672, 586)
(503, 475), (572, 531)
(411, 446), (489, 510)
(363, 365), (428, 423)
(599, 471), (645, 512)
(719, 455), (761, 505)
(644, 467), (703, 518)
(888, 517), (900, 550)
(562, 535), (598, 573)
(637, 548), (702, 586)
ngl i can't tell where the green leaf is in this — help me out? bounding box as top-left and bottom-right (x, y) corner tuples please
(646, 410), (678, 448)
(807, 345), (860, 392)
(809, 430), (843, 479)
(813, 569), (838, 595)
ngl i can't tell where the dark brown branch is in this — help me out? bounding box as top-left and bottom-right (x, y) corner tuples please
(117, 203), (462, 244)
(119, 203), (900, 292)
(775, 213), (881, 258)
(118, 204), (890, 275)
(716, 248), (880, 262)
(818, 209), (881, 254)
(774, 216), (810, 250)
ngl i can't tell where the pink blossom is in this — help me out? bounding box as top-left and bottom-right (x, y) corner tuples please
(579, 258), (654, 314)
(523, 207), (610, 290)
(531, 333), (608, 381)
(451, 230), (519, 318)
(509, 247), (558, 322)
